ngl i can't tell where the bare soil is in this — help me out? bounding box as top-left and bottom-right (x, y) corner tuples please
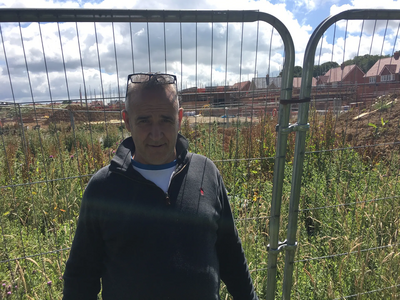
(335, 93), (400, 160)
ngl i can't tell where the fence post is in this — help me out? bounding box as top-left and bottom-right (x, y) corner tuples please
(281, 9), (400, 300)
(265, 46), (295, 299)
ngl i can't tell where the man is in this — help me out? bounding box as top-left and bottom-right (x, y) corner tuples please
(63, 73), (258, 300)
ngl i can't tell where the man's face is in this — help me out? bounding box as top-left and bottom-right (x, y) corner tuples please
(122, 87), (183, 165)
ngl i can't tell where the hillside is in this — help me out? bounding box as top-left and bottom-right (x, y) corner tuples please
(335, 93), (399, 161)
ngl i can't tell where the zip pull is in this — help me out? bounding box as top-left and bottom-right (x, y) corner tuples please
(165, 193), (171, 205)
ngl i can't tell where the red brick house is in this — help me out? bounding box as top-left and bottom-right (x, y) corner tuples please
(316, 64), (365, 86)
(363, 56), (400, 84)
(232, 81), (250, 91)
(293, 77), (317, 89)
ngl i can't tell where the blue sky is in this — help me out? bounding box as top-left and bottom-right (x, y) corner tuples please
(0, 0), (399, 102)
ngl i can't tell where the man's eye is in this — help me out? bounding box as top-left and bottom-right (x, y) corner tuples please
(138, 120), (149, 124)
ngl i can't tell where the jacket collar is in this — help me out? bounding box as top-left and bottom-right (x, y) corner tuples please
(110, 133), (189, 174)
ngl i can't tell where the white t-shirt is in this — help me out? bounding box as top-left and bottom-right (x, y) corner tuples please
(132, 159), (177, 193)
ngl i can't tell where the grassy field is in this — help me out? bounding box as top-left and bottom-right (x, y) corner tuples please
(0, 101), (399, 299)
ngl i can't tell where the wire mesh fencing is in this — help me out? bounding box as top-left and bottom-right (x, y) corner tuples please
(285, 9), (400, 300)
(2, 8), (399, 300)
(0, 9), (296, 299)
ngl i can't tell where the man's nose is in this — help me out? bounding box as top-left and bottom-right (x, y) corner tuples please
(150, 124), (163, 140)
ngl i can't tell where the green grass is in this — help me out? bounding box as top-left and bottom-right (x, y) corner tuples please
(0, 107), (399, 299)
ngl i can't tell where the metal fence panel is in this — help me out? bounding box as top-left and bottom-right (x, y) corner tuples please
(0, 9), (295, 299)
(284, 9), (400, 300)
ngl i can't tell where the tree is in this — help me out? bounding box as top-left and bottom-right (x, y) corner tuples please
(343, 54), (390, 73)
(313, 61), (339, 77)
(279, 65), (302, 77)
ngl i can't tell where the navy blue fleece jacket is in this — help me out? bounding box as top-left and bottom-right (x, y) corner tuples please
(63, 134), (258, 300)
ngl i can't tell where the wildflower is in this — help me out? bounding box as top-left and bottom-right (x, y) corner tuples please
(70, 155), (74, 159)
(59, 276), (63, 280)
(47, 281), (52, 286)
(7, 291), (11, 296)
(49, 155), (53, 159)
(14, 285), (17, 289)
(112, 150), (116, 154)
(32, 270), (36, 274)
(2, 283), (5, 287)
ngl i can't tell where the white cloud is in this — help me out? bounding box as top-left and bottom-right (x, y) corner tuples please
(0, 0), (80, 8)
(293, 0), (340, 13)
(331, 0), (400, 15)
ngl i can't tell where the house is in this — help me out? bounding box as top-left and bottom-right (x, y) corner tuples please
(249, 76), (282, 90)
(250, 76), (317, 90)
(89, 100), (103, 107)
(232, 81), (250, 91)
(364, 56), (400, 84)
(317, 64), (365, 87)
(292, 77), (317, 89)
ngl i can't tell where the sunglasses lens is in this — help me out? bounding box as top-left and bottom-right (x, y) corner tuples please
(155, 75), (175, 84)
(130, 74), (150, 83)
(128, 74), (176, 85)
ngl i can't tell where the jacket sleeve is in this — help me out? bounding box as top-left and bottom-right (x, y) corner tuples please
(63, 178), (103, 300)
(216, 174), (259, 300)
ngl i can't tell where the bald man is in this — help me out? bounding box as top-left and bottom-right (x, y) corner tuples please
(63, 73), (258, 300)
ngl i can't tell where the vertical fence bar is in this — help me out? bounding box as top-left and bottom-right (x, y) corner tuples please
(282, 9), (400, 300)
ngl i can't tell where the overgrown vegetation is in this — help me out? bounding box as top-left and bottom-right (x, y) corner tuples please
(0, 103), (399, 299)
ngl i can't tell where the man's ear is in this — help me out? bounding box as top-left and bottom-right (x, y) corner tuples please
(178, 108), (183, 129)
(122, 110), (131, 133)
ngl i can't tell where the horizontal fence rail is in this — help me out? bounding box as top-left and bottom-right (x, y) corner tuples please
(284, 9), (400, 300)
(0, 9), (296, 299)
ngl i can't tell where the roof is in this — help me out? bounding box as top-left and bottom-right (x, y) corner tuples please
(232, 81), (250, 91)
(364, 57), (400, 77)
(292, 77), (317, 88)
(251, 76), (317, 89)
(90, 100), (103, 106)
(380, 64), (397, 75)
(250, 77), (282, 89)
(317, 75), (329, 84)
(323, 64), (363, 82)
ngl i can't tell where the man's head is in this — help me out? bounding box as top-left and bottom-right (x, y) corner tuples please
(122, 73), (183, 165)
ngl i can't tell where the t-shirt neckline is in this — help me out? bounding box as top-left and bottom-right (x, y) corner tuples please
(131, 159), (177, 171)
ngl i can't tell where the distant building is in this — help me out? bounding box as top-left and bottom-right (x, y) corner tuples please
(232, 81), (250, 91)
(89, 100), (103, 107)
(250, 76), (281, 90)
(317, 64), (365, 87)
(292, 77), (317, 88)
(364, 56), (400, 84)
(250, 76), (316, 90)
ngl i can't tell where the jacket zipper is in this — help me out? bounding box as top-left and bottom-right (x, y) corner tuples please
(165, 193), (171, 205)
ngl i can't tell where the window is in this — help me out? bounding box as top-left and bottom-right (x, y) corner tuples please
(381, 74), (395, 82)
(369, 76), (376, 83)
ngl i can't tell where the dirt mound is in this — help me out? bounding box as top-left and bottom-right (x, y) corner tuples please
(45, 105), (121, 124)
(335, 93), (399, 161)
